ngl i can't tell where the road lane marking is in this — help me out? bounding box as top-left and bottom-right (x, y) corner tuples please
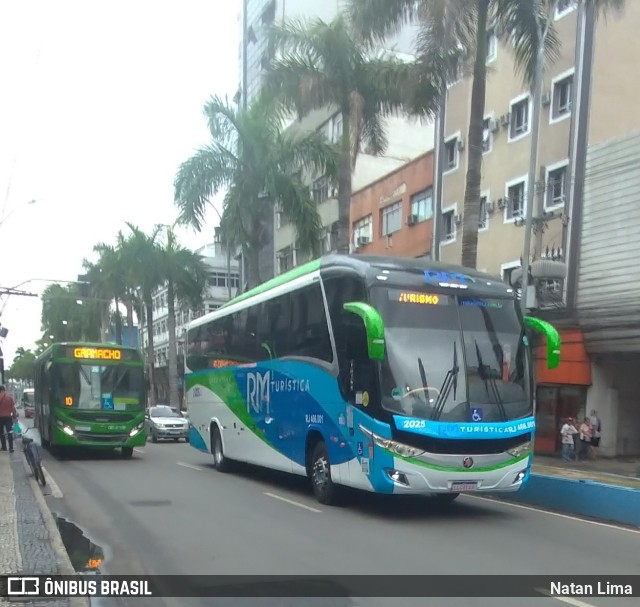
(465, 495), (640, 535)
(134, 448), (144, 453)
(536, 588), (598, 607)
(176, 461), (205, 471)
(42, 466), (63, 498)
(264, 492), (322, 513)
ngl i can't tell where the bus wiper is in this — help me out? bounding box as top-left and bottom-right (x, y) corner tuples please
(430, 342), (459, 422)
(474, 340), (507, 421)
(417, 357), (429, 404)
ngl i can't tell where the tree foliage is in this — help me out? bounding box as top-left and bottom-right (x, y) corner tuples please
(174, 94), (339, 287)
(6, 347), (37, 381)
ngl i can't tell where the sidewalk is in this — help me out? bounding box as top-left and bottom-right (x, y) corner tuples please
(532, 454), (640, 489)
(0, 449), (88, 607)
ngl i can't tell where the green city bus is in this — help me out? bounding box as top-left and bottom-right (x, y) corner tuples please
(34, 342), (147, 457)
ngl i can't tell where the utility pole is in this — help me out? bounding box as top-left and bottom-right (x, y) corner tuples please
(520, 2), (553, 318)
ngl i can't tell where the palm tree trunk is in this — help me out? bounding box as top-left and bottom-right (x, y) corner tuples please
(167, 279), (180, 409)
(460, 0), (490, 269)
(245, 245), (261, 288)
(125, 295), (134, 346)
(226, 243), (232, 300)
(335, 110), (352, 254)
(114, 297), (123, 344)
(144, 297), (156, 407)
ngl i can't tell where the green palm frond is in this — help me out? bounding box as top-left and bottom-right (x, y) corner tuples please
(495, 0), (561, 86)
(276, 129), (340, 181)
(269, 172), (322, 258)
(346, 0), (420, 43)
(174, 144), (236, 230)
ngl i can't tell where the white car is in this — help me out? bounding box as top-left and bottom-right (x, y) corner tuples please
(145, 405), (189, 443)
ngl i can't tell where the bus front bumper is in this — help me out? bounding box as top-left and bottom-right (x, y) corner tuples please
(380, 455), (531, 495)
(53, 424), (146, 448)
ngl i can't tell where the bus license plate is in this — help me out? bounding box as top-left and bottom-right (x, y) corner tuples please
(451, 481), (478, 492)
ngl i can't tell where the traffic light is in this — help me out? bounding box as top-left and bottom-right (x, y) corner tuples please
(77, 274), (91, 298)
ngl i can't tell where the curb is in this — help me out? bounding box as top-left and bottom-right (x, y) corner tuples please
(494, 473), (640, 528)
(23, 460), (91, 607)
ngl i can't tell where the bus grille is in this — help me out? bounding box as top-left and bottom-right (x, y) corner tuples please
(74, 433), (130, 444)
(393, 430), (532, 455)
(66, 412), (135, 422)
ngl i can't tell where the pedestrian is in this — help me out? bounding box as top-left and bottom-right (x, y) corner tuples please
(578, 417), (592, 461)
(589, 409), (602, 458)
(560, 417), (578, 462)
(0, 384), (18, 453)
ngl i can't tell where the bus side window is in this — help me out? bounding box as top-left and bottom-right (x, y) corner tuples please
(323, 276), (376, 404)
(257, 294), (291, 360)
(288, 284), (333, 362)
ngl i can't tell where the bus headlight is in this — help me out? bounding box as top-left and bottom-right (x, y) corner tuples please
(129, 422), (144, 437)
(56, 420), (74, 435)
(358, 425), (425, 458)
(506, 441), (532, 458)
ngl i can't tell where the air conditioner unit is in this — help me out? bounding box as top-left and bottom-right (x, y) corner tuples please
(486, 201), (495, 214)
(454, 213), (463, 225)
(457, 139), (465, 151)
(497, 197), (507, 209)
(330, 187), (338, 198)
(357, 236), (370, 247)
(407, 214), (419, 226)
(488, 118), (498, 132)
(541, 92), (551, 106)
(500, 113), (511, 127)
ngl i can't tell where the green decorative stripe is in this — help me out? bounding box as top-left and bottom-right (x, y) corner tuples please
(221, 258), (322, 309)
(386, 450), (530, 473)
(186, 372), (274, 450)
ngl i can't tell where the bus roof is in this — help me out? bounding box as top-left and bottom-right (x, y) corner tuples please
(220, 254), (514, 310)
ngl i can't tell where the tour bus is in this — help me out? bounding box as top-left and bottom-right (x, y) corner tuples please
(34, 342), (147, 457)
(184, 255), (560, 505)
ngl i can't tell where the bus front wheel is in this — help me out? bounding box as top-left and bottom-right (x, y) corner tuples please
(310, 441), (340, 505)
(211, 426), (230, 472)
(121, 447), (134, 458)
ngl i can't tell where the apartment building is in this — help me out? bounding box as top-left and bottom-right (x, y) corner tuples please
(240, 0), (432, 276)
(436, 0), (640, 456)
(350, 152), (435, 258)
(139, 242), (239, 402)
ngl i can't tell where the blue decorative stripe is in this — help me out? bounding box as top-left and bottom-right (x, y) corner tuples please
(393, 416), (535, 439)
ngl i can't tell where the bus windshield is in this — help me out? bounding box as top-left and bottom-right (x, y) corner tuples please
(371, 287), (531, 423)
(55, 364), (144, 410)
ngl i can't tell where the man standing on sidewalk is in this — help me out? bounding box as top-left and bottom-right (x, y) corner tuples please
(0, 384), (18, 453)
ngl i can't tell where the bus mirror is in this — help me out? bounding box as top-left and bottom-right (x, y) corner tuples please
(342, 302), (385, 361)
(524, 316), (561, 370)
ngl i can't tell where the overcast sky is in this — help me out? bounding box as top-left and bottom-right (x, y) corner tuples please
(0, 0), (240, 366)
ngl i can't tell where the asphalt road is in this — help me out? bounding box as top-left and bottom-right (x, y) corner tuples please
(26, 420), (639, 607)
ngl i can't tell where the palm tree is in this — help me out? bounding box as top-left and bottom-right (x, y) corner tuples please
(174, 94), (339, 287)
(347, 0), (625, 268)
(158, 225), (209, 410)
(265, 14), (440, 254)
(83, 242), (127, 344)
(121, 223), (164, 406)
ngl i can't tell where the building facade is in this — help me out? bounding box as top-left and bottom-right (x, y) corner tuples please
(139, 243), (240, 403)
(350, 152), (435, 258)
(435, 1), (639, 456)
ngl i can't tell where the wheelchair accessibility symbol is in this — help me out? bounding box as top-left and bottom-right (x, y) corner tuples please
(471, 408), (483, 422)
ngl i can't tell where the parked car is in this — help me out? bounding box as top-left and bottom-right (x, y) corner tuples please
(145, 405), (189, 443)
(22, 388), (35, 418)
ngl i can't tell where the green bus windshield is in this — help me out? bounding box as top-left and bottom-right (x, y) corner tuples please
(54, 362), (144, 411)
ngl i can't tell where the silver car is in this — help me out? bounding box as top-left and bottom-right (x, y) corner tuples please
(145, 405), (189, 443)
